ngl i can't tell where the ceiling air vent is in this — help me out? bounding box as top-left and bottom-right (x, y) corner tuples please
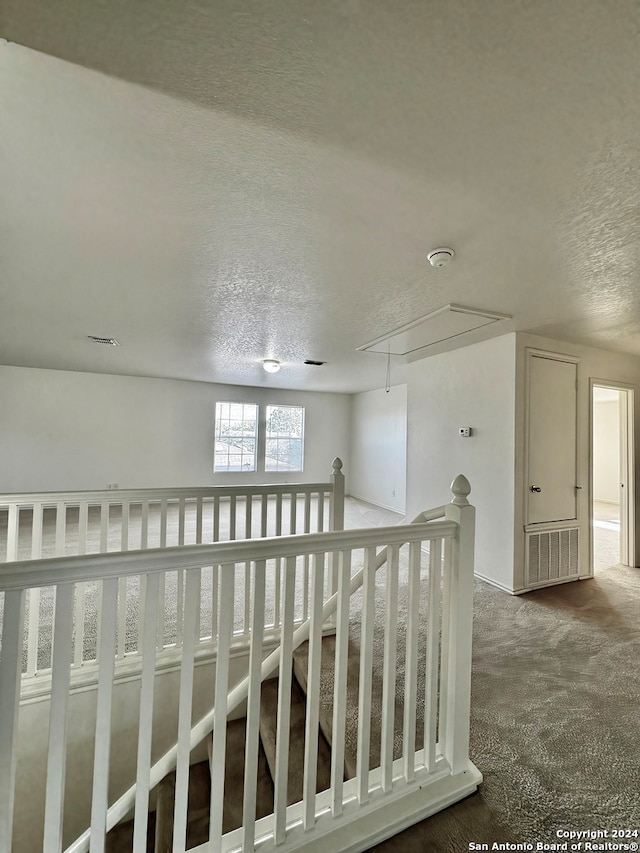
(88, 336), (120, 346)
(304, 359), (326, 366)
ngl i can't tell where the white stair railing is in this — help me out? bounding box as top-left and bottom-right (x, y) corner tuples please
(0, 475), (479, 853)
(0, 460), (345, 681)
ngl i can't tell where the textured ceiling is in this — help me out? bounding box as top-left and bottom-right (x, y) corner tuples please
(1, 0), (639, 392)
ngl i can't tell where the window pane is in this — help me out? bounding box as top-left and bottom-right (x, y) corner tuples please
(265, 405), (305, 472)
(214, 402), (258, 472)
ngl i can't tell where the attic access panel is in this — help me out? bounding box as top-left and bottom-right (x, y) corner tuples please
(356, 304), (511, 356)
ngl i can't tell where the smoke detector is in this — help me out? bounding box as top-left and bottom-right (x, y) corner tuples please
(427, 247), (455, 268)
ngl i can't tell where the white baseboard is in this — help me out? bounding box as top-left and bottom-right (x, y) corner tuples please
(347, 493), (405, 516)
(474, 571), (517, 595)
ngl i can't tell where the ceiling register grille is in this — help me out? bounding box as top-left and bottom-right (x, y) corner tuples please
(88, 336), (120, 346)
(527, 527), (579, 586)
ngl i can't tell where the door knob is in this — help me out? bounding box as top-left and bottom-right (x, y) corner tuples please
(529, 485), (542, 493)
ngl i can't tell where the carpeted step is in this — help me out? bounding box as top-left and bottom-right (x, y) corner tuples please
(211, 716), (274, 834)
(105, 813), (156, 852)
(259, 674), (332, 804)
(154, 759), (210, 853)
(155, 719), (273, 852)
(292, 636), (363, 780)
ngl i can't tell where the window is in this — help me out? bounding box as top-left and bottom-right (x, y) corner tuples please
(214, 402), (258, 472)
(214, 402), (305, 473)
(265, 405), (305, 472)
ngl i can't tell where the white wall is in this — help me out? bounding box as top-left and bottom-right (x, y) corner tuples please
(349, 384), (407, 513)
(406, 334), (517, 591)
(593, 396), (620, 503)
(0, 366), (350, 492)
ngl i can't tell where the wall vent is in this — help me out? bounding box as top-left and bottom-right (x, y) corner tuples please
(526, 527), (579, 587)
(88, 336), (120, 346)
(304, 359), (325, 366)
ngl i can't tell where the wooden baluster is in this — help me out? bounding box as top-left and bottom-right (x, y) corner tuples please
(121, 500), (130, 552)
(274, 555), (296, 843)
(303, 551), (326, 829)
(330, 548), (352, 816)
(89, 577), (118, 852)
(173, 568), (201, 850)
(211, 565), (219, 640)
(117, 575), (128, 660)
(289, 491), (297, 534)
(275, 493), (282, 537)
(424, 539), (442, 773)
(229, 495), (237, 541)
(176, 568), (185, 647)
(43, 582), (75, 850)
(78, 501), (89, 555)
(5, 504), (18, 561)
(438, 534), (453, 764)
(208, 566), (234, 850)
(74, 502), (89, 668)
(213, 497), (220, 543)
(402, 541), (421, 782)
(55, 501), (66, 556)
(141, 500), (149, 550)
(356, 546), (376, 804)
(178, 497), (186, 546)
(316, 490), (325, 533)
(262, 494), (269, 538)
(242, 559), (266, 851)
(160, 499), (168, 549)
(132, 572), (160, 853)
(100, 501), (108, 553)
(380, 544), (399, 793)
(31, 502), (44, 560)
(117, 503), (130, 657)
(156, 572), (166, 651)
(0, 589), (26, 852)
(302, 494), (312, 620)
(196, 497), (203, 545)
(26, 503), (44, 677)
(242, 494), (250, 539)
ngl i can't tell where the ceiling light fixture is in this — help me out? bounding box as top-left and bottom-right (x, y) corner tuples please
(262, 359), (281, 373)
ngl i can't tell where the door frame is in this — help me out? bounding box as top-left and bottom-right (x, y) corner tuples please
(524, 349), (580, 526)
(589, 378), (635, 570)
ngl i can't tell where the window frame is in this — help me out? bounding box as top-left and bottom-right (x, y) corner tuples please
(264, 404), (305, 473)
(213, 401), (306, 474)
(213, 401), (259, 473)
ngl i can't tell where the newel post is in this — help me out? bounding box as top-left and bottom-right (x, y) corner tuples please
(441, 474), (476, 774)
(328, 457), (345, 533)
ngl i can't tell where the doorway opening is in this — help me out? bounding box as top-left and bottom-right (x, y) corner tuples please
(591, 382), (634, 573)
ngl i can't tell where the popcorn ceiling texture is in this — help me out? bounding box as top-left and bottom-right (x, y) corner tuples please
(1, 1), (640, 392)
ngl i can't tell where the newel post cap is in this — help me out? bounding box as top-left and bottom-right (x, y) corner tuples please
(450, 474), (471, 506)
(332, 457), (343, 474)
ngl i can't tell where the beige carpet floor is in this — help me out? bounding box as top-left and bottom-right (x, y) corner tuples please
(367, 519), (640, 851)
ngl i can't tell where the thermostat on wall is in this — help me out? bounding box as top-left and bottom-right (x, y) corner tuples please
(459, 427), (472, 437)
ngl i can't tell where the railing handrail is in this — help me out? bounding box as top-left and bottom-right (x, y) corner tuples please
(0, 481), (335, 508)
(62, 506), (462, 853)
(0, 520), (456, 593)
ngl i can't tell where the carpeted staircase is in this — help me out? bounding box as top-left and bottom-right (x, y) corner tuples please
(107, 635), (356, 852)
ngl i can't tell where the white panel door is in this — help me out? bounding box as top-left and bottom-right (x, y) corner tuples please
(527, 355), (578, 524)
